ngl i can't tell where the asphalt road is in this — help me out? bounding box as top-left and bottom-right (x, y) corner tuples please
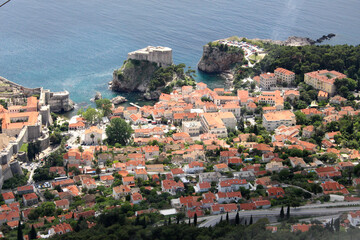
(198, 204), (360, 227)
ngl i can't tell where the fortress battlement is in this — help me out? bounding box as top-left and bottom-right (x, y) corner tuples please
(127, 46), (173, 67)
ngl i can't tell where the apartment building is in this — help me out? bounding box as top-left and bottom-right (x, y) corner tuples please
(260, 73), (277, 90)
(262, 110), (296, 131)
(274, 68), (295, 85)
(304, 70), (346, 96)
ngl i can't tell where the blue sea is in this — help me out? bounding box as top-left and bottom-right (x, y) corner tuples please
(0, 0), (359, 110)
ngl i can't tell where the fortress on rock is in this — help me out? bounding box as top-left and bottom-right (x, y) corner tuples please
(127, 46), (173, 67)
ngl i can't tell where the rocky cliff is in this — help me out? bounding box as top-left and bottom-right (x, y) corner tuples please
(111, 59), (159, 93)
(197, 44), (244, 73)
(111, 60), (192, 100)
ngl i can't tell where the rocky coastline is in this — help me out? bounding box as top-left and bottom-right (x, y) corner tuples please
(247, 34), (336, 46)
(197, 44), (244, 73)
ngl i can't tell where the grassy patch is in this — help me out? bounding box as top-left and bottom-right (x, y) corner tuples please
(20, 143), (28, 152)
(248, 54), (265, 62)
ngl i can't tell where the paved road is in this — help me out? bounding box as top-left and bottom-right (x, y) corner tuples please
(198, 204), (360, 227)
(27, 145), (60, 184)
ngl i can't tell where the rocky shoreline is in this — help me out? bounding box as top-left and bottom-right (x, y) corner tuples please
(248, 34), (336, 46)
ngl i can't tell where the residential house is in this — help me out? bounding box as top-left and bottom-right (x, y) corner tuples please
(55, 199), (70, 210)
(2, 192), (15, 204)
(321, 181), (349, 195)
(83, 126), (103, 145)
(218, 179), (249, 192)
(171, 168), (185, 178)
(123, 176), (135, 187)
(289, 157), (307, 168)
(134, 168), (148, 180)
(161, 180), (185, 195)
(112, 185), (131, 200)
(183, 161), (205, 174)
(266, 161), (284, 172)
(194, 182), (211, 193)
(23, 193), (38, 206)
(267, 187), (285, 198)
(302, 125), (314, 138)
(211, 204), (238, 215)
(142, 145), (160, 160)
(100, 175), (114, 185)
(81, 178), (96, 190)
(216, 192), (242, 204)
(131, 192), (143, 204)
(17, 185), (34, 195)
(348, 211), (360, 226)
(48, 223), (73, 236)
(213, 163), (228, 172)
(199, 172), (221, 183)
(291, 224), (312, 233)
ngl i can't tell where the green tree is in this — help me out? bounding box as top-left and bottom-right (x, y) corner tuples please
(83, 107), (100, 124)
(17, 221), (23, 240)
(95, 99), (112, 117)
(286, 205), (290, 219)
(280, 206), (284, 219)
(235, 212), (239, 225)
(29, 225), (37, 240)
(194, 213), (197, 226)
(249, 215), (253, 225)
(106, 118), (133, 146)
(226, 212), (229, 223)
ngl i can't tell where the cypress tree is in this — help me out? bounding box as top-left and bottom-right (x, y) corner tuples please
(194, 213), (197, 226)
(17, 221), (23, 240)
(235, 212), (240, 225)
(226, 212), (229, 223)
(188, 218), (191, 225)
(168, 217), (171, 225)
(249, 215), (253, 225)
(334, 218), (340, 232)
(280, 206), (285, 219)
(220, 216), (223, 223)
(177, 215), (180, 224)
(244, 219), (247, 225)
(29, 225), (37, 240)
(286, 205), (290, 219)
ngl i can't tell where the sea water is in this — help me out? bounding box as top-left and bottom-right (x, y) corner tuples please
(0, 0), (359, 109)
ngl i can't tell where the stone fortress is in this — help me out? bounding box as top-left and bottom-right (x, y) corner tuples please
(0, 76), (74, 188)
(127, 46), (173, 67)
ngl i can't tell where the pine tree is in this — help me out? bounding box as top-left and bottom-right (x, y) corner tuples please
(226, 212), (229, 223)
(188, 218), (191, 225)
(244, 219), (247, 225)
(249, 215), (253, 225)
(280, 206), (285, 219)
(177, 215), (180, 224)
(194, 213), (197, 226)
(334, 218), (340, 232)
(29, 225), (37, 240)
(220, 216), (223, 223)
(17, 221), (23, 240)
(168, 217), (171, 225)
(253, 124), (258, 135)
(235, 212), (240, 225)
(286, 205), (290, 219)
